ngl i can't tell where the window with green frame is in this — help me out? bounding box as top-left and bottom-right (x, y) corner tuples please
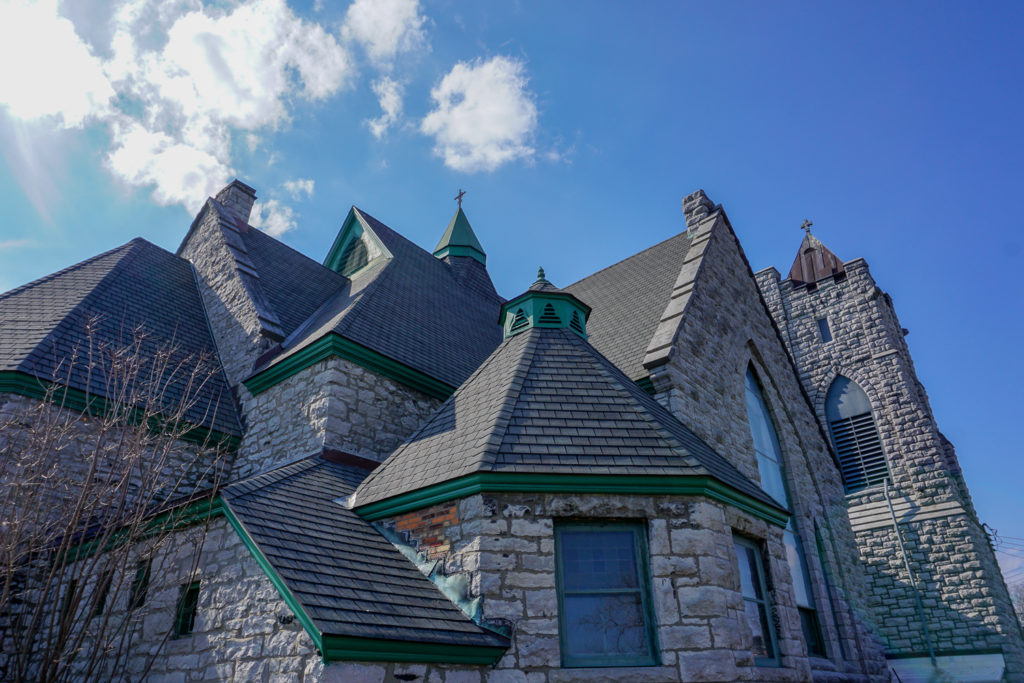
(733, 535), (780, 666)
(554, 521), (658, 668)
(173, 581), (200, 637)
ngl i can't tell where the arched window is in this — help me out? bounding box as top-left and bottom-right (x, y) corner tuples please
(744, 367), (824, 657)
(825, 377), (888, 493)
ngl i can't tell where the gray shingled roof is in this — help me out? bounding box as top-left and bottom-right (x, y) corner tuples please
(353, 325), (782, 512)
(222, 457), (509, 648)
(564, 231), (691, 381)
(0, 238), (241, 437)
(254, 208), (504, 390)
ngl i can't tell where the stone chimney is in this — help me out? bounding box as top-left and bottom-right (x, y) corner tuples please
(215, 179), (257, 223)
(682, 189), (718, 230)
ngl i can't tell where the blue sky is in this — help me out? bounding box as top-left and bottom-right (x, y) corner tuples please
(1, 1), (1022, 585)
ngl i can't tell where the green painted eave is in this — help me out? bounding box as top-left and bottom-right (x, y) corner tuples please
(222, 499), (507, 665)
(434, 208), (486, 265)
(243, 333), (455, 400)
(0, 370), (240, 452)
(354, 472), (790, 527)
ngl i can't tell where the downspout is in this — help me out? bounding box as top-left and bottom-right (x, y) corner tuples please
(884, 478), (937, 669)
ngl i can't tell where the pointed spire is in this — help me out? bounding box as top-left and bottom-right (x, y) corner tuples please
(788, 220), (845, 285)
(434, 201), (486, 265)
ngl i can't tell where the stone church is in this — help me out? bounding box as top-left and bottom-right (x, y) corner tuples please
(1, 179), (1021, 682)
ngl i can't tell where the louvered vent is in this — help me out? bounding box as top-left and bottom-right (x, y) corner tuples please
(509, 308), (529, 334)
(829, 412), (888, 493)
(570, 310), (585, 335)
(538, 303), (561, 324)
(339, 235), (369, 275)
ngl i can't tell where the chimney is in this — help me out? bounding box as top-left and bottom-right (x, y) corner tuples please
(215, 179), (257, 223)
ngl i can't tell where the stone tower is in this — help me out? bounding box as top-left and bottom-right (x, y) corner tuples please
(756, 227), (1024, 681)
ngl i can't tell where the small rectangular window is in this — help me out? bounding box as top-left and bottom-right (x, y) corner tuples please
(174, 581), (200, 637)
(733, 536), (779, 666)
(92, 570), (113, 618)
(129, 559), (152, 611)
(816, 318), (832, 343)
(60, 579), (78, 631)
(554, 521), (658, 668)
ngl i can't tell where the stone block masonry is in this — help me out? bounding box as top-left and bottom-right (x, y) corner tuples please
(758, 248), (1024, 677)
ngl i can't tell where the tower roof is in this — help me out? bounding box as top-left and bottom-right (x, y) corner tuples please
(434, 207), (487, 265)
(351, 284), (784, 519)
(788, 224), (845, 285)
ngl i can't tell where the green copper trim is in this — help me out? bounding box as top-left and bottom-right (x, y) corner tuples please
(434, 207), (486, 265)
(324, 208), (393, 276)
(355, 473), (789, 527)
(0, 371), (240, 452)
(243, 333), (455, 400)
(499, 289), (592, 340)
(223, 500), (507, 664)
(321, 636), (505, 664)
(635, 376), (655, 395)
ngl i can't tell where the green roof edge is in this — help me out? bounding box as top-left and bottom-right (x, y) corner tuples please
(0, 371), (240, 452)
(243, 333), (455, 400)
(221, 499), (507, 664)
(355, 472), (789, 527)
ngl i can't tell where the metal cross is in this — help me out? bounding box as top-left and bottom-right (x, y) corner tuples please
(455, 188), (466, 208)
(800, 219), (814, 234)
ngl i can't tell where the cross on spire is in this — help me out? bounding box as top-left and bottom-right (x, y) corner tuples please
(454, 188), (466, 208)
(800, 219), (814, 235)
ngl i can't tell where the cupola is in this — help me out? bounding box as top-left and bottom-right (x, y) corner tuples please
(788, 220), (845, 285)
(499, 267), (591, 339)
(434, 203), (486, 265)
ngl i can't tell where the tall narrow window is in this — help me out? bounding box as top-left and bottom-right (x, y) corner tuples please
(174, 581), (200, 637)
(92, 571), (113, 618)
(129, 559), (152, 611)
(554, 521), (658, 668)
(816, 318), (833, 343)
(733, 536), (779, 666)
(825, 377), (889, 493)
(745, 367), (824, 656)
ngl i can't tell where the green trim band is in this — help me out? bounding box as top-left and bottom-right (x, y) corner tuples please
(243, 333), (455, 400)
(355, 473), (789, 527)
(322, 636), (505, 664)
(0, 371), (240, 451)
(222, 500), (507, 664)
(433, 244), (487, 264)
(635, 376), (655, 395)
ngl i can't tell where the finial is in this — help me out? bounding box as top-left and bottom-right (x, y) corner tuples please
(455, 188), (466, 208)
(800, 219), (813, 235)
(536, 266), (546, 282)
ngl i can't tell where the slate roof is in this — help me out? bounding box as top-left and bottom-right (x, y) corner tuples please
(0, 238), (241, 437)
(222, 456), (509, 648)
(353, 325), (782, 512)
(255, 208), (504, 390)
(564, 231), (691, 381)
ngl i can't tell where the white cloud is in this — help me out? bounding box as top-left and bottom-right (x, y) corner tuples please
(0, 0), (114, 127)
(283, 178), (315, 200)
(342, 0), (427, 67)
(0, 239), (34, 250)
(421, 56), (537, 173)
(250, 198), (296, 237)
(366, 77), (403, 139)
(0, 0), (353, 215)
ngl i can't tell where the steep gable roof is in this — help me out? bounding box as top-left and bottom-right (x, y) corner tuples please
(352, 325), (783, 515)
(252, 208), (504, 392)
(0, 238), (241, 438)
(563, 231), (691, 382)
(222, 457), (508, 651)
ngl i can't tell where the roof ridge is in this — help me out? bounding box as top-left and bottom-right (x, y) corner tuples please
(476, 332), (538, 471)
(223, 454), (322, 497)
(565, 230), (688, 289)
(0, 239), (138, 303)
(20, 240), (150, 376)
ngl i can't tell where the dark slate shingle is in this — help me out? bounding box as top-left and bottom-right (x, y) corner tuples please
(223, 457), (509, 648)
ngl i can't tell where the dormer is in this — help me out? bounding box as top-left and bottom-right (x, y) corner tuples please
(324, 208), (393, 277)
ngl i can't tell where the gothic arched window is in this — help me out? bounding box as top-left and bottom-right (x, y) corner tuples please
(744, 367), (824, 657)
(825, 377), (889, 493)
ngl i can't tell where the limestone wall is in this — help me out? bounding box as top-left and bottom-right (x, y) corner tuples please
(231, 356), (441, 479)
(641, 211), (889, 680)
(758, 256), (1024, 676)
(374, 492), (892, 683)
